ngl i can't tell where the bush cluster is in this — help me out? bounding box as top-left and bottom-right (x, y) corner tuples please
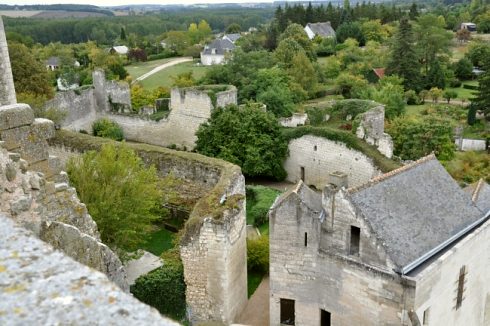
(246, 185), (280, 227)
(92, 118), (124, 141)
(247, 236), (269, 274)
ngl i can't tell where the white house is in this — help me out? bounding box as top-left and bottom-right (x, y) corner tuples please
(200, 39), (235, 66)
(46, 57), (60, 71)
(109, 45), (129, 55)
(304, 22), (336, 40)
(461, 22), (477, 32)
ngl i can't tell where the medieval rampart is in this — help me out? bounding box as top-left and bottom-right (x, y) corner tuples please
(49, 130), (248, 324)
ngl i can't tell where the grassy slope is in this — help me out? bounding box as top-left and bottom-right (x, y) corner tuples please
(126, 58), (173, 79)
(138, 61), (209, 89)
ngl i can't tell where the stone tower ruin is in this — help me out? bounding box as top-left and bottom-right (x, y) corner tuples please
(0, 16), (16, 106)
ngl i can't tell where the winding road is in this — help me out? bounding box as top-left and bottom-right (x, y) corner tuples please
(133, 57), (194, 83)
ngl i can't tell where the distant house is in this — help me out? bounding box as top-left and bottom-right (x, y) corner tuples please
(200, 39), (235, 66)
(222, 33), (241, 44)
(366, 68), (385, 83)
(109, 45), (129, 55)
(304, 22), (336, 40)
(46, 57), (60, 71)
(461, 22), (477, 32)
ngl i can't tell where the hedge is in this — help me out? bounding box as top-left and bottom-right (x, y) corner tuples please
(130, 251), (186, 321)
(92, 118), (124, 141)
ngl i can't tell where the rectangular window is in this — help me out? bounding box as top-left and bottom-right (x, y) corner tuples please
(423, 308), (429, 325)
(456, 266), (467, 309)
(300, 167), (305, 182)
(320, 309), (331, 326)
(304, 232), (308, 247)
(349, 226), (360, 255)
(280, 298), (295, 325)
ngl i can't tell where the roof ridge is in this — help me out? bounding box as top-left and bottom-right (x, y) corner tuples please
(347, 154), (437, 194)
(472, 178), (485, 203)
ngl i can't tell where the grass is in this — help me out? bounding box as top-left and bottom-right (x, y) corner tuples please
(405, 104), (430, 117)
(247, 271), (264, 298)
(141, 227), (176, 256)
(126, 58), (174, 79)
(443, 151), (490, 185)
(246, 185), (281, 235)
(447, 80), (479, 101)
(138, 61), (209, 90)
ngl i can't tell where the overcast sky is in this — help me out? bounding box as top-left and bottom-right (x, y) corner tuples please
(2, 0), (275, 6)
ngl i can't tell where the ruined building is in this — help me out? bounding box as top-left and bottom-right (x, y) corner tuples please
(270, 155), (490, 325)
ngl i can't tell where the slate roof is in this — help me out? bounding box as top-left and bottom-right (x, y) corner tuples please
(223, 33), (241, 43)
(348, 155), (484, 270)
(306, 22), (336, 38)
(464, 179), (490, 213)
(202, 39), (235, 56)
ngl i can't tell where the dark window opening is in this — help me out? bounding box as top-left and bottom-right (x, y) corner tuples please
(300, 167), (305, 182)
(349, 226), (360, 255)
(320, 309), (331, 326)
(280, 298), (295, 325)
(456, 266), (467, 309)
(304, 232), (308, 247)
(314, 145), (317, 151)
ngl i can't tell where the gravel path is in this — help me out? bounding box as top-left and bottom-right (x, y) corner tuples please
(133, 57), (193, 83)
(235, 276), (270, 326)
(124, 251), (163, 285)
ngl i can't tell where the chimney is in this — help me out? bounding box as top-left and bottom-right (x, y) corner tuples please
(0, 16), (17, 106)
(327, 171), (348, 189)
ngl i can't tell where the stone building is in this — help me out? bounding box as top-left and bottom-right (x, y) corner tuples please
(270, 155), (490, 325)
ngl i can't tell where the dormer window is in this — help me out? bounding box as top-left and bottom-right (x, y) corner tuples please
(349, 226), (360, 256)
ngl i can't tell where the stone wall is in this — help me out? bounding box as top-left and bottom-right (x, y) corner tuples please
(284, 135), (382, 188)
(0, 104), (128, 291)
(49, 130), (248, 324)
(355, 106), (393, 158)
(412, 217), (490, 326)
(279, 113), (308, 127)
(269, 184), (414, 325)
(45, 88), (96, 131)
(455, 138), (487, 152)
(0, 16), (16, 106)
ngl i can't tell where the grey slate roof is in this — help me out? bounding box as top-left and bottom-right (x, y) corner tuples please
(465, 179), (490, 212)
(348, 155), (484, 270)
(202, 39), (235, 55)
(223, 33), (241, 43)
(46, 56), (60, 66)
(306, 22), (336, 38)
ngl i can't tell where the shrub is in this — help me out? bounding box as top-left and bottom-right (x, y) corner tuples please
(130, 251), (186, 321)
(463, 84), (479, 90)
(449, 78), (462, 88)
(331, 99), (378, 119)
(467, 103), (478, 126)
(405, 90), (419, 105)
(92, 118), (124, 141)
(246, 185), (280, 227)
(247, 236), (269, 274)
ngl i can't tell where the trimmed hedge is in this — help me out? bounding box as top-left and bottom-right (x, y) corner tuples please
(130, 251), (186, 321)
(463, 84), (478, 90)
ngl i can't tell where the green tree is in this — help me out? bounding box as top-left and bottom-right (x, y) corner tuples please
(371, 78), (406, 119)
(197, 20), (212, 42)
(426, 58), (446, 89)
(361, 19), (387, 43)
(67, 143), (162, 250)
(278, 23), (316, 61)
(387, 116), (455, 160)
(195, 104), (288, 180)
(429, 87), (443, 103)
(386, 18), (422, 92)
(473, 56), (490, 120)
(120, 27), (127, 41)
(336, 22), (366, 46)
(274, 38), (306, 68)
(453, 58), (474, 80)
(467, 41), (490, 67)
(335, 72), (369, 98)
(226, 23), (241, 33)
(8, 42), (54, 97)
(409, 2), (419, 20)
(171, 72), (196, 88)
(443, 90), (458, 103)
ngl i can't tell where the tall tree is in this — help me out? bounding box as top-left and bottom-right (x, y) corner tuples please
(409, 3), (419, 20)
(473, 57), (490, 121)
(426, 58), (446, 89)
(386, 18), (423, 92)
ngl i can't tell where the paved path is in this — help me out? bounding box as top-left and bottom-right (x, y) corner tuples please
(133, 57), (193, 83)
(124, 251), (163, 285)
(236, 276), (270, 326)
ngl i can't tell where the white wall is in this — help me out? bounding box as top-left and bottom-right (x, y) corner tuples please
(200, 53), (225, 66)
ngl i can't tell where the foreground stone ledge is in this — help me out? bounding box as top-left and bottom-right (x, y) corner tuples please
(0, 104), (34, 131)
(0, 215), (179, 326)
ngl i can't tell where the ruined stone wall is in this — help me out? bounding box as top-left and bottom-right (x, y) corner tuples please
(45, 88), (96, 131)
(279, 113), (308, 127)
(412, 218), (490, 326)
(269, 187), (414, 325)
(0, 16), (16, 106)
(0, 104), (128, 291)
(355, 106), (393, 158)
(49, 130), (248, 324)
(284, 135), (382, 188)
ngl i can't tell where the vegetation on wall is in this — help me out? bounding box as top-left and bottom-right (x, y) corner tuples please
(92, 118), (124, 141)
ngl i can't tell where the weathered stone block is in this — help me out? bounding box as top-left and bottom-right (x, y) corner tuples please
(29, 156), (62, 178)
(31, 118), (55, 139)
(0, 126), (30, 150)
(0, 104), (34, 131)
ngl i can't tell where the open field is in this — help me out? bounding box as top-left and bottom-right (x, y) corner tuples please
(0, 10), (41, 17)
(126, 58), (174, 79)
(137, 61), (209, 89)
(0, 10), (108, 18)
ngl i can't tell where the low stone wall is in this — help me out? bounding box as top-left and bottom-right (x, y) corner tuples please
(355, 106), (393, 158)
(279, 113), (308, 127)
(455, 138), (487, 151)
(284, 135), (382, 188)
(49, 130), (248, 324)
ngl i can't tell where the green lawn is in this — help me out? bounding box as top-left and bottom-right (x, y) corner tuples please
(248, 271), (264, 298)
(447, 80), (479, 100)
(246, 185), (281, 235)
(126, 58), (174, 79)
(138, 61), (209, 89)
(141, 227), (176, 256)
